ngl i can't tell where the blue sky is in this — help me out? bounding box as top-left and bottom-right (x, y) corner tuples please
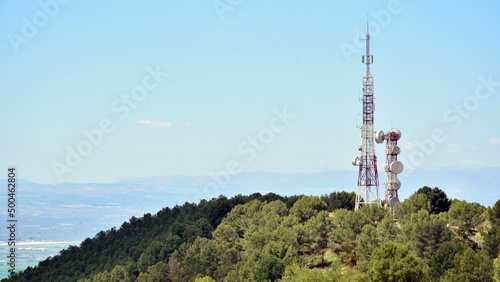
(1, 1), (499, 184)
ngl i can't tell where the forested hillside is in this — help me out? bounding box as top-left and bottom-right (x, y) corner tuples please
(4, 187), (500, 282)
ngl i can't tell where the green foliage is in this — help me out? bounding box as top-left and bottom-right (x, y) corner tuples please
(171, 199), (300, 281)
(5, 192), (290, 282)
(90, 265), (132, 282)
(173, 237), (224, 280)
(395, 193), (431, 223)
(416, 186), (451, 214)
(369, 241), (427, 282)
(137, 233), (182, 272)
(290, 196), (327, 223)
(278, 263), (341, 282)
(321, 191), (356, 211)
(206, 195), (232, 227)
(137, 262), (169, 282)
(494, 255), (500, 282)
(490, 199), (500, 225)
(329, 208), (371, 265)
(399, 209), (452, 260)
(194, 277), (216, 282)
(485, 226), (500, 259)
(356, 215), (398, 271)
(233, 241), (296, 281)
(3, 190), (496, 282)
(441, 247), (493, 282)
(428, 242), (465, 281)
(279, 262), (369, 282)
(376, 214), (399, 240)
(355, 224), (378, 272)
(448, 200), (485, 245)
(296, 211), (333, 266)
(357, 204), (387, 224)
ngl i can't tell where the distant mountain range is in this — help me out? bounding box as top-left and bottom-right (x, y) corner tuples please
(1, 168), (498, 243)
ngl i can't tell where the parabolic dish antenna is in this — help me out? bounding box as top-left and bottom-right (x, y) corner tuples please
(375, 130), (385, 144)
(388, 128), (401, 141)
(389, 197), (400, 208)
(389, 161), (404, 174)
(389, 145), (401, 155)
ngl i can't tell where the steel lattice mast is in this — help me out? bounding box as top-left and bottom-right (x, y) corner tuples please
(382, 128), (403, 213)
(352, 23), (381, 211)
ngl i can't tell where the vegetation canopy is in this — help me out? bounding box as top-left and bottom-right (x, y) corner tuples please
(4, 189), (500, 282)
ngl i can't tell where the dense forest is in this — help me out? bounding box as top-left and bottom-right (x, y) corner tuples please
(4, 187), (500, 282)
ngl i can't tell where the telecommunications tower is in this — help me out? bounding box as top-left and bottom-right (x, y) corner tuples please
(375, 128), (403, 212)
(352, 23), (381, 211)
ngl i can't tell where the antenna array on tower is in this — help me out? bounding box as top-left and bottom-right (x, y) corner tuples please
(351, 22), (403, 212)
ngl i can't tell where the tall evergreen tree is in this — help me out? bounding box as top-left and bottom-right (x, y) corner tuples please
(369, 241), (427, 282)
(441, 248), (493, 282)
(416, 186), (451, 214)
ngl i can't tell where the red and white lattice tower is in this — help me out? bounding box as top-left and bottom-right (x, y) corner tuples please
(352, 24), (381, 211)
(375, 128), (403, 212)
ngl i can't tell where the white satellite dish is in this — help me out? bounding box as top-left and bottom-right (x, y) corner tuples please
(389, 145), (401, 155)
(389, 197), (400, 208)
(387, 179), (401, 190)
(375, 130), (385, 144)
(388, 128), (401, 141)
(352, 156), (360, 166)
(389, 161), (404, 174)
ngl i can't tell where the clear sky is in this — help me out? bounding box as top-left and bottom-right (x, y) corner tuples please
(1, 1), (499, 184)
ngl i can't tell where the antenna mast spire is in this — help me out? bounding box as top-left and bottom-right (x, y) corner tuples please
(362, 22), (373, 72)
(352, 21), (380, 211)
